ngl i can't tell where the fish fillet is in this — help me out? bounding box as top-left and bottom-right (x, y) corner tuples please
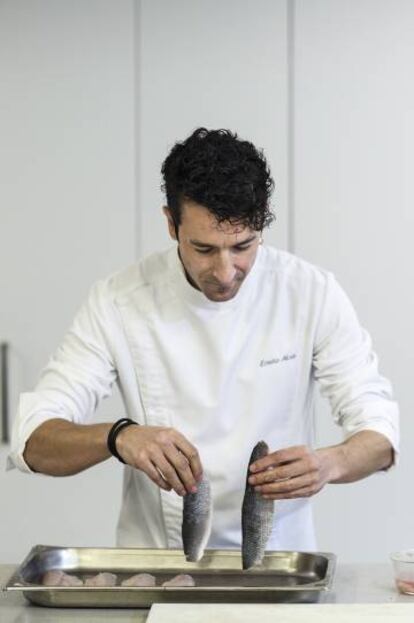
(182, 475), (212, 562)
(42, 570), (83, 586)
(121, 573), (156, 587)
(241, 440), (274, 570)
(84, 572), (117, 587)
(162, 574), (195, 587)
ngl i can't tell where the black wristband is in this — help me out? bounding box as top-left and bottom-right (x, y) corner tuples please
(107, 417), (138, 464)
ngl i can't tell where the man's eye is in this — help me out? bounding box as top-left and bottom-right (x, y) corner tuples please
(195, 248), (212, 254)
(194, 244), (252, 254)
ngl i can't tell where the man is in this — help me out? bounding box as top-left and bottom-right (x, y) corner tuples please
(9, 128), (399, 551)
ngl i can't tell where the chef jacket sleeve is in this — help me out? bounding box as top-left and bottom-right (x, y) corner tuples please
(7, 280), (118, 473)
(312, 273), (399, 462)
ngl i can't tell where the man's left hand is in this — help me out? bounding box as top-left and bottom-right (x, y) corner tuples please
(248, 445), (330, 500)
(248, 432), (394, 499)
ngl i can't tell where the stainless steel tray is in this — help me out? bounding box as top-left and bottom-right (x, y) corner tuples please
(3, 545), (336, 607)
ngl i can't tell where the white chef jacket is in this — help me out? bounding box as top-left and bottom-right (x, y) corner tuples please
(8, 246), (400, 551)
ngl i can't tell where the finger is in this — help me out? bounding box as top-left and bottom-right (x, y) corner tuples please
(249, 459), (306, 485)
(172, 434), (203, 481)
(163, 446), (198, 494)
(250, 446), (309, 473)
(142, 460), (173, 492)
(256, 472), (318, 496)
(152, 452), (189, 497)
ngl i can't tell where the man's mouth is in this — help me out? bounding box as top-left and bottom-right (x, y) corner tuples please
(209, 283), (235, 293)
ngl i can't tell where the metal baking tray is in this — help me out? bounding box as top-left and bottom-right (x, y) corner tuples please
(3, 545), (336, 607)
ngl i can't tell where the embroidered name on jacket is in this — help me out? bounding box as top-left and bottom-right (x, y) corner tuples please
(260, 354), (297, 367)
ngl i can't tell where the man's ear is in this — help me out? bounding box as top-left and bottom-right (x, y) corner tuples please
(163, 206), (178, 241)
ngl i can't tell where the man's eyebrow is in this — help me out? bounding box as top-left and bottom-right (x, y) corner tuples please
(189, 235), (257, 248)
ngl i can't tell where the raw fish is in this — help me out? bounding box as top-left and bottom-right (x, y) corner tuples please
(84, 572), (117, 586)
(121, 573), (156, 587)
(162, 574), (195, 587)
(60, 573), (84, 587)
(182, 475), (212, 562)
(241, 440), (274, 570)
(42, 570), (83, 586)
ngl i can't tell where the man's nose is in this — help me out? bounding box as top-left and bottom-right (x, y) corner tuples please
(212, 253), (237, 284)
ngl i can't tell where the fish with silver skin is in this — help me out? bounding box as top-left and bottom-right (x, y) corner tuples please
(241, 440), (275, 570)
(182, 475), (212, 562)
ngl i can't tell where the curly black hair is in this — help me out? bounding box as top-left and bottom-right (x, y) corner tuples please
(161, 128), (275, 232)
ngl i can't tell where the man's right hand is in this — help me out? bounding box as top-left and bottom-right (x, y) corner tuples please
(115, 425), (203, 496)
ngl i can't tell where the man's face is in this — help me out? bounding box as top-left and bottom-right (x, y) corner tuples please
(164, 199), (261, 302)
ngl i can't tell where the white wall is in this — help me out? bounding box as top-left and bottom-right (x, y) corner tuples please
(1, 0), (412, 566)
(0, 0), (136, 562)
(138, 0), (289, 254)
(294, 0), (414, 562)
(0, 0), (289, 563)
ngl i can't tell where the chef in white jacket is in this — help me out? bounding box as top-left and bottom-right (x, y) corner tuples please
(9, 128), (399, 551)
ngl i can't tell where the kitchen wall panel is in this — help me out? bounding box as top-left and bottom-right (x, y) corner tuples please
(0, 0), (136, 561)
(0, 0), (289, 562)
(294, 0), (413, 562)
(137, 0), (289, 256)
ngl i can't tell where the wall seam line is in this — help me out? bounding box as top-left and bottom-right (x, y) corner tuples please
(287, 0), (295, 254)
(134, 0), (142, 260)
